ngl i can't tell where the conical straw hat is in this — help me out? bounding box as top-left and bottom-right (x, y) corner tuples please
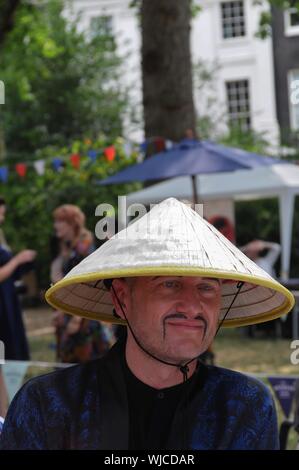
(46, 198), (294, 328)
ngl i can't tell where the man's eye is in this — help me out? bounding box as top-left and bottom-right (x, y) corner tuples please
(198, 284), (216, 291)
(164, 281), (177, 288)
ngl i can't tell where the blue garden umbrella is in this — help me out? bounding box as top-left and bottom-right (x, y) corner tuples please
(100, 139), (284, 203)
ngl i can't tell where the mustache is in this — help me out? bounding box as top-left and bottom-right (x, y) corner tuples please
(162, 312), (208, 339)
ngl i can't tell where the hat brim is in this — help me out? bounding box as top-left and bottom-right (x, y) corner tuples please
(46, 266), (294, 328)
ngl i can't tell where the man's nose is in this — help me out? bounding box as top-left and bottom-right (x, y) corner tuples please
(175, 287), (202, 317)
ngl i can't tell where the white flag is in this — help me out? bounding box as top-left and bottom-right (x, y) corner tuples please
(123, 141), (132, 158)
(34, 159), (46, 175)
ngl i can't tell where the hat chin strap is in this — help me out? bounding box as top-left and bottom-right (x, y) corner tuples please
(111, 281), (244, 383)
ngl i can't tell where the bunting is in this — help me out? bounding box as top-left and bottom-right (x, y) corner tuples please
(70, 153), (80, 169)
(33, 160), (45, 176)
(0, 167), (8, 182)
(104, 146), (116, 162)
(15, 163), (27, 178)
(0, 137), (172, 183)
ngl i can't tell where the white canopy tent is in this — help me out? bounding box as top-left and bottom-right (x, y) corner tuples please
(125, 164), (299, 279)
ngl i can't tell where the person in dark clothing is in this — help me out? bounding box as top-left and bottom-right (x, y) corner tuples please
(0, 198), (36, 360)
(0, 198), (294, 449)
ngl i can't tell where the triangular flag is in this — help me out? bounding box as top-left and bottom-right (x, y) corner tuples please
(165, 139), (173, 150)
(70, 153), (80, 169)
(2, 361), (29, 404)
(155, 137), (165, 152)
(268, 377), (297, 418)
(52, 158), (63, 172)
(15, 163), (27, 178)
(104, 146), (116, 162)
(33, 159), (45, 176)
(140, 141), (147, 153)
(0, 166), (8, 183)
(123, 141), (132, 158)
(87, 149), (97, 161)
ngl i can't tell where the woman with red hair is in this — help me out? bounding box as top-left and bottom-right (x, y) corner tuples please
(51, 204), (113, 363)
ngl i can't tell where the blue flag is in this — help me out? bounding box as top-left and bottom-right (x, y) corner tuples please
(268, 376), (297, 418)
(0, 166), (8, 183)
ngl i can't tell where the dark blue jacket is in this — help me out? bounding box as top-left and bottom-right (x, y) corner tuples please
(0, 340), (279, 450)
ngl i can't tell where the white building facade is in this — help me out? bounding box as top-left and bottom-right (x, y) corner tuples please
(67, 0), (279, 143)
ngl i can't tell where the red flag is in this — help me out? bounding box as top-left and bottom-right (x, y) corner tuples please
(70, 153), (80, 169)
(155, 138), (165, 152)
(104, 146), (116, 162)
(15, 163), (27, 178)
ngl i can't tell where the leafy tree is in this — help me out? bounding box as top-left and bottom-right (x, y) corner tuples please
(0, 0), (129, 154)
(0, 0), (21, 46)
(0, 136), (140, 290)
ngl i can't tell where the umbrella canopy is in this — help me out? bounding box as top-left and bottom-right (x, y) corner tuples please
(100, 139), (283, 192)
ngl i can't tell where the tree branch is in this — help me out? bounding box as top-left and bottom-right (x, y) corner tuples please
(0, 0), (22, 46)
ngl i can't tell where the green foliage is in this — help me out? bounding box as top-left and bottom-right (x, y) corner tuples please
(220, 126), (271, 154)
(0, 0), (129, 153)
(255, 1), (299, 39)
(0, 136), (140, 289)
(255, 10), (272, 39)
(194, 60), (226, 140)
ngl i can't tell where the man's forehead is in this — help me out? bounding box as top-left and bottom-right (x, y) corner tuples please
(149, 276), (221, 283)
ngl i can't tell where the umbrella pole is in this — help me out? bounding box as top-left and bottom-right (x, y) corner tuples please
(191, 174), (199, 205)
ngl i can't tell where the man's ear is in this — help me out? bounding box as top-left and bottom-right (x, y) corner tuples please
(110, 278), (129, 320)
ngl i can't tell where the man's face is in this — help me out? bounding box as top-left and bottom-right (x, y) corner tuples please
(112, 276), (222, 364)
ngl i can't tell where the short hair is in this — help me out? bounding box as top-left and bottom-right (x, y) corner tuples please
(0, 197), (6, 207)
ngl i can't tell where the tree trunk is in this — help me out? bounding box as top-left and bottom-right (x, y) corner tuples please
(0, 0), (21, 47)
(141, 0), (196, 143)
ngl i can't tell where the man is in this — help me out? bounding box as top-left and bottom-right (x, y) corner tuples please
(0, 198), (294, 449)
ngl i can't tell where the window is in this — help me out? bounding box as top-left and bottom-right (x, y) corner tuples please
(289, 69), (299, 130)
(221, 1), (246, 39)
(284, 7), (299, 36)
(226, 79), (251, 131)
(90, 15), (113, 38)
(290, 9), (299, 26)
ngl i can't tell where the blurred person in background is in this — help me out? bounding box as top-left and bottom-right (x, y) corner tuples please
(0, 366), (8, 421)
(51, 204), (114, 363)
(0, 197), (36, 360)
(241, 240), (281, 279)
(241, 240), (281, 338)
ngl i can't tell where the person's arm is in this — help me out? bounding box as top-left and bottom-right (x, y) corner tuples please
(0, 379), (47, 449)
(0, 250), (36, 283)
(0, 256), (19, 283)
(0, 367), (8, 419)
(262, 242), (281, 268)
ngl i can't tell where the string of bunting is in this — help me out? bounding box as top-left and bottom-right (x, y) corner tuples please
(0, 136), (173, 183)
